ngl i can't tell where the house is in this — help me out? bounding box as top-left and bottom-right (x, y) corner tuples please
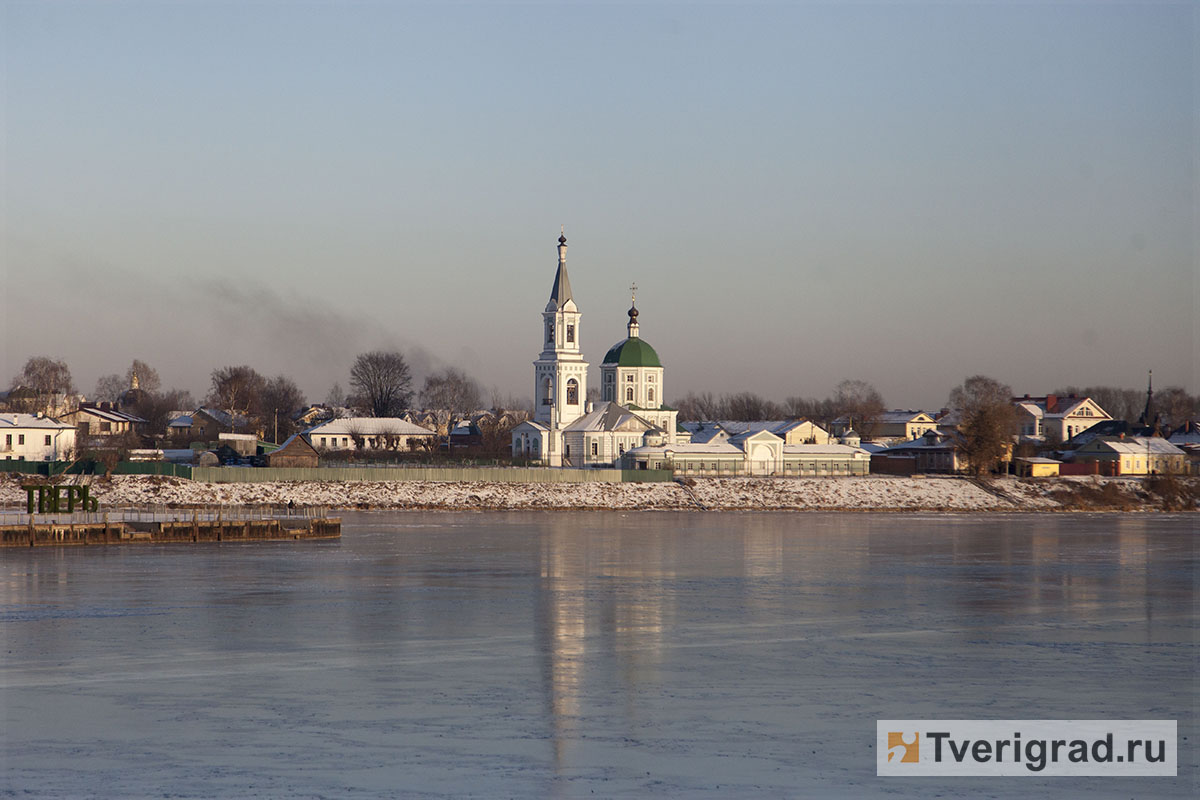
(448, 419), (483, 448)
(0, 414), (77, 461)
(1069, 436), (1185, 476)
(1012, 394), (1112, 442)
(872, 429), (971, 474)
(622, 429), (870, 477)
(680, 419), (832, 445)
(58, 403), (145, 437)
(292, 405), (339, 427)
(304, 417), (435, 452)
(266, 434), (320, 468)
(167, 407), (249, 441)
(832, 410), (937, 441)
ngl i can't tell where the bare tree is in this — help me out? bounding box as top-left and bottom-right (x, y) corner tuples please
(132, 388), (194, 441)
(93, 374), (126, 404)
(350, 351), (413, 417)
(1156, 386), (1198, 430)
(206, 365), (267, 430)
(124, 359), (161, 394)
(420, 368), (483, 432)
(326, 382), (346, 408)
(832, 379), (885, 436)
(949, 375), (1017, 476)
(673, 391), (720, 421)
(258, 375), (306, 443)
(723, 392), (782, 421)
(10, 355), (75, 407)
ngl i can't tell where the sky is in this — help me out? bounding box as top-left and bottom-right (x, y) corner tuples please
(2, 1), (1195, 411)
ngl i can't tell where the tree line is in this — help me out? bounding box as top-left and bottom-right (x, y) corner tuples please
(6, 351), (511, 445)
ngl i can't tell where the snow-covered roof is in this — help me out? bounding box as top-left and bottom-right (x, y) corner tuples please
(563, 402), (656, 433)
(1082, 437), (1184, 456)
(305, 417), (435, 437)
(70, 405), (145, 424)
(781, 444), (867, 456)
(0, 414), (74, 430)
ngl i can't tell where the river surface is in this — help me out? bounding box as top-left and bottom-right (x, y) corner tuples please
(1, 512), (1195, 798)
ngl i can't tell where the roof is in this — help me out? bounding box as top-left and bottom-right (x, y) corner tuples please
(68, 405), (145, 424)
(602, 337), (662, 367)
(1080, 437), (1184, 456)
(562, 402), (657, 433)
(305, 417), (435, 437)
(0, 414), (75, 430)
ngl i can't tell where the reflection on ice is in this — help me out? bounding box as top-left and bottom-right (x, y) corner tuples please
(1, 511), (1193, 798)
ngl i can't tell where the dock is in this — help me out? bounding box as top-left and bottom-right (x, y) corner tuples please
(1, 514), (341, 547)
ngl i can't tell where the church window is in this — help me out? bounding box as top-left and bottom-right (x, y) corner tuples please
(647, 374), (655, 383)
(566, 324), (575, 343)
(542, 378), (553, 405)
(566, 379), (579, 405)
(648, 389), (655, 404)
(626, 387), (634, 402)
(626, 374), (634, 382)
(591, 441), (598, 456)
(546, 322), (554, 344)
(565, 445), (570, 457)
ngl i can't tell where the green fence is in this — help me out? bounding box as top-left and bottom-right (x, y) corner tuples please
(189, 466), (673, 484)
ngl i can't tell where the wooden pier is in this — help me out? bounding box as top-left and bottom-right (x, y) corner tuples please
(0, 515), (341, 547)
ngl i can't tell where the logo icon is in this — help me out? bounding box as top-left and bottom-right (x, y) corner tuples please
(887, 732), (919, 763)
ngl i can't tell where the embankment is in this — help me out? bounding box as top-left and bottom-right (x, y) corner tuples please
(2, 473), (1196, 512)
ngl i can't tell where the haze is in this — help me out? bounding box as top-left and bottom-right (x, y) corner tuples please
(2, 2), (1194, 409)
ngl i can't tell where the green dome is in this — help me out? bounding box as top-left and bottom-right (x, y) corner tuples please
(602, 337), (661, 367)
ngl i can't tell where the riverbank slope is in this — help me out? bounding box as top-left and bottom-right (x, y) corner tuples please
(2, 474), (1196, 512)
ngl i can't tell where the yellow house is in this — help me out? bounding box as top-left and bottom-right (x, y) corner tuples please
(1014, 457), (1061, 477)
(1071, 437), (1185, 475)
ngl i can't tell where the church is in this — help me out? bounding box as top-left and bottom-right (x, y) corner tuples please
(511, 231), (685, 467)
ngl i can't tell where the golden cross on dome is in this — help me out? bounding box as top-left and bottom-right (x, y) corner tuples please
(629, 282), (638, 304)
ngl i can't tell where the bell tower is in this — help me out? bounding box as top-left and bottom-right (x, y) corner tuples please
(533, 229), (588, 432)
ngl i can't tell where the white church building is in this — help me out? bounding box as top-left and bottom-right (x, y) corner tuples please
(512, 231), (684, 467)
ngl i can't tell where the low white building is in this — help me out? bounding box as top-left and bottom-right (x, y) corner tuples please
(304, 417), (435, 452)
(622, 429), (870, 477)
(0, 414), (77, 461)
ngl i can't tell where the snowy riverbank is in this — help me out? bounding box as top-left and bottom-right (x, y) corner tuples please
(2, 473), (1195, 512)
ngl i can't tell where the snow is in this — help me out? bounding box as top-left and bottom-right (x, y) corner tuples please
(1, 473), (1187, 512)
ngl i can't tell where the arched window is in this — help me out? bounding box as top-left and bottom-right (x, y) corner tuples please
(626, 387), (634, 402)
(546, 321), (554, 344)
(648, 388), (655, 404)
(566, 378), (579, 405)
(542, 377), (553, 406)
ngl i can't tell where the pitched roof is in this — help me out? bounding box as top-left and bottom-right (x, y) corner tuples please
(305, 417), (435, 436)
(0, 414), (75, 430)
(562, 402), (656, 433)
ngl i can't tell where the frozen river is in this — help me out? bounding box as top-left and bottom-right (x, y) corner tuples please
(1, 512), (1194, 798)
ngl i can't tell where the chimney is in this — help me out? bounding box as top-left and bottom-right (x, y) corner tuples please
(586, 401), (594, 413)
(1045, 394), (1058, 412)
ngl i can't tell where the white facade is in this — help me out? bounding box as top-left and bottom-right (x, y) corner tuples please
(622, 430), (870, 477)
(0, 414), (77, 461)
(304, 417), (435, 451)
(513, 232), (685, 467)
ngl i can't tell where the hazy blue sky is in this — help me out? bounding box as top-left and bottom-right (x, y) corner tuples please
(3, 1), (1195, 410)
